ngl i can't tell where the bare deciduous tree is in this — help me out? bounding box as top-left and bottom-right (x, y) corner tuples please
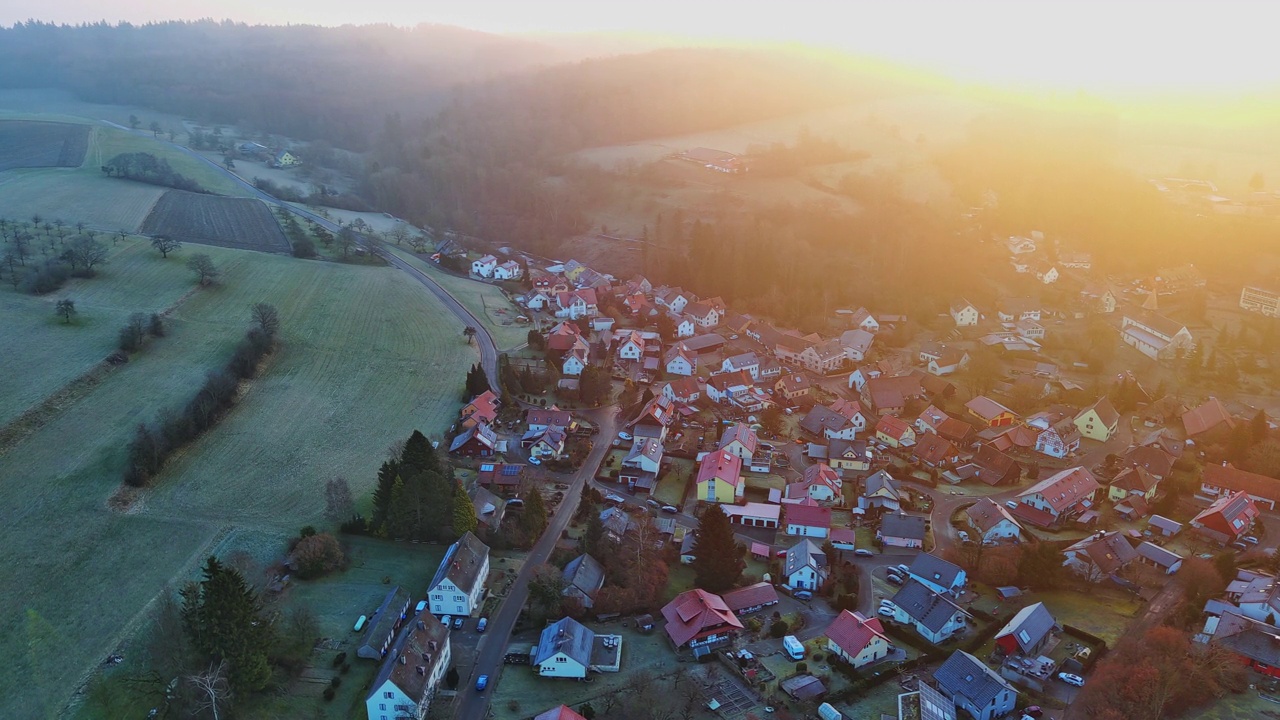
(251, 303), (280, 336)
(324, 477), (354, 521)
(66, 236), (110, 275)
(187, 660), (232, 720)
(151, 235), (182, 258)
(187, 254), (220, 286)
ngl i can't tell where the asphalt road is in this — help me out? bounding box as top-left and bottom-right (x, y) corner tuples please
(455, 407), (618, 720)
(97, 120), (503, 389)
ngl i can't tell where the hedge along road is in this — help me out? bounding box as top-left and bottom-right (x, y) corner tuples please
(97, 119), (500, 388)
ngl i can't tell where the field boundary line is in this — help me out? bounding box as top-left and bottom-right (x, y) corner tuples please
(0, 283), (204, 459)
(61, 522), (235, 718)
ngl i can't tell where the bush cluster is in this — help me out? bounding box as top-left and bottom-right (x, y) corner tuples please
(102, 152), (207, 193)
(123, 317), (277, 487)
(21, 260), (70, 294)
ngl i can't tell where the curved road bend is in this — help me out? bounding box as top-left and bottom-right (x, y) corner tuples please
(97, 120), (501, 389)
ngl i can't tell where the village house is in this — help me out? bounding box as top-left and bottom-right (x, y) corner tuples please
(620, 437), (663, 492)
(1013, 319), (1045, 340)
(1136, 542), (1183, 574)
(1241, 284), (1280, 318)
(545, 322), (582, 352)
(967, 444), (1021, 486)
(787, 464), (843, 503)
(722, 582), (780, 616)
(1109, 466), (1159, 502)
(527, 407), (574, 433)
(661, 589), (743, 656)
(798, 338), (850, 375)
(915, 405), (950, 435)
(933, 650), (1018, 720)
(1207, 610), (1280, 679)
(659, 377), (702, 405)
(721, 352), (761, 379)
(721, 502), (782, 529)
(1200, 463), (1280, 511)
(827, 438), (873, 474)
(908, 553), (967, 596)
(1005, 235), (1038, 255)
(880, 512), (927, 549)
(616, 330), (647, 362)
(1120, 311), (1195, 361)
(848, 307), (879, 333)
(449, 422), (497, 457)
(470, 486), (506, 532)
(630, 394), (676, 443)
(654, 287), (692, 314)
(460, 390), (499, 430)
(533, 617), (600, 679)
(1029, 412), (1081, 459)
(562, 344), (588, 376)
(824, 610), (892, 669)
(718, 422), (759, 463)
(672, 315), (696, 338)
(949, 299), (980, 327)
(427, 532), (490, 616)
(886, 578), (971, 644)
(685, 300), (720, 328)
(665, 344), (696, 376)
(800, 402), (865, 441)
(477, 462), (525, 495)
(965, 396), (1019, 428)
(1011, 467), (1100, 527)
(913, 433), (962, 469)
(560, 554), (605, 610)
(859, 470), (902, 511)
(875, 415), (916, 448)
(927, 347), (971, 377)
(784, 502), (832, 538)
(555, 289), (599, 320)
(705, 369), (754, 405)
(1191, 491), (1259, 544)
(524, 290), (551, 310)
(1182, 397), (1237, 439)
(524, 425), (567, 460)
(1074, 396), (1119, 442)
(840, 329), (876, 363)
(784, 539), (829, 590)
(965, 498), (1023, 544)
(494, 260), (523, 280)
(695, 449), (744, 503)
(996, 297), (1041, 323)
(993, 602), (1056, 658)
(364, 612), (450, 720)
(1080, 284), (1117, 314)
(775, 372), (811, 400)
(471, 255), (498, 278)
(1062, 531), (1138, 581)
(1059, 251), (1092, 268)
(1032, 261), (1059, 284)
(938, 417), (975, 446)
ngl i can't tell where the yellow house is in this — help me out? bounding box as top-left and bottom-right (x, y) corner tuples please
(272, 150), (300, 168)
(824, 610), (892, 669)
(827, 439), (871, 473)
(1108, 466), (1159, 502)
(695, 449), (743, 503)
(1074, 397), (1119, 442)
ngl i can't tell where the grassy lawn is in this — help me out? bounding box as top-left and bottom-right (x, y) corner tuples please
(488, 625), (676, 720)
(654, 458), (693, 506)
(833, 676), (911, 720)
(1185, 687), (1280, 720)
(1, 247), (477, 719)
(664, 563), (697, 603)
(383, 244), (530, 352)
(745, 472), (788, 491)
(970, 584), (1141, 646)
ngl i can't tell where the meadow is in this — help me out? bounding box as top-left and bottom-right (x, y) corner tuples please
(0, 246), (478, 719)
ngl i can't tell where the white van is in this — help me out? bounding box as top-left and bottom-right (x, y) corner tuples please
(782, 635), (805, 660)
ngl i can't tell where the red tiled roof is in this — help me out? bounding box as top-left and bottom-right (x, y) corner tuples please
(1123, 446), (1176, 479)
(1112, 466), (1158, 494)
(1009, 501), (1057, 528)
(824, 610), (889, 658)
(661, 589), (743, 646)
(914, 433), (959, 466)
(534, 707), (588, 720)
(829, 528), (857, 544)
(1182, 398), (1237, 437)
(462, 390), (499, 423)
(696, 449), (743, 488)
(875, 415), (911, 440)
(937, 418), (975, 443)
(1018, 467), (1100, 512)
(966, 396), (1017, 423)
(722, 582), (780, 613)
(785, 503), (832, 529)
(1202, 464), (1280, 502)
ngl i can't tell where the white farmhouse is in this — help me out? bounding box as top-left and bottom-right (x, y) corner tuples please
(471, 255), (497, 278)
(365, 613), (451, 720)
(426, 532), (490, 616)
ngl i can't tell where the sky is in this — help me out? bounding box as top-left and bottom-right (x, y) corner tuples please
(7, 0), (1280, 95)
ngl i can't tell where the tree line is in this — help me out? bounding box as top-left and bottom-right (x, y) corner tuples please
(123, 304), (279, 486)
(102, 152), (207, 193)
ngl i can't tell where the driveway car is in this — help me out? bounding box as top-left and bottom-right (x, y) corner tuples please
(854, 549), (875, 557)
(476, 675), (489, 691)
(1058, 673), (1084, 687)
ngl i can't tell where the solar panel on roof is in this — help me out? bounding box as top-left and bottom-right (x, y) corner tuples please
(502, 465), (521, 476)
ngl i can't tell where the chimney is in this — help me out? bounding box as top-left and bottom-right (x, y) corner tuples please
(398, 655), (406, 665)
(416, 666), (426, 675)
(428, 640), (438, 653)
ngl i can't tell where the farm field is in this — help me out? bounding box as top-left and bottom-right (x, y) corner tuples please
(0, 119), (89, 170)
(0, 169), (164, 231)
(384, 244), (531, 352)
(0, 249), (477, 719)
(89, 127), (245, 197)
(0, 237), (210, 429)
(141, 190), (290, 252)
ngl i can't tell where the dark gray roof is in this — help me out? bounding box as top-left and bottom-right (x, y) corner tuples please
(359, 586), (412, 658)
(1136, 541), (1183, 568)
(784, 539), (827, 577)
(908, 553), (964, 588)
(882, 513), (927, 541)
(917, 682), (958, 720)
(801, 405), (851, 435)
(427, 531), (490, 595)
(891, 579), (969, 633)
(1148, 514), (1183, 534)
(933, 650), (1015, 712)
(994, 602), (1056, 654)
(562, 554), (606, 601)
(1213, 610), (1280, 666)
(535, 617), (595, 667)
(366, 611), (450, 704)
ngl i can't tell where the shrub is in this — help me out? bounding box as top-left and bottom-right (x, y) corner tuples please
(323, 687), (335, 702)
(21, 261), (70, 294)
(292, 237), (317, 258)
(149, 313), (166, 337)
(329, 676), (341, 688)
(796, 662), (808, 673)
(332, 652), (347, 667)
(293, 532), (345, 579)
(770, 619), (789, 638)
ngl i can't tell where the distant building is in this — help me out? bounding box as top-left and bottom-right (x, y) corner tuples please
(1241, 285), (1280, 317)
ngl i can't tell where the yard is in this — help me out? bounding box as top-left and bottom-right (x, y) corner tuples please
(968, 585), (1143, 645)
(0, 247), (478, 719)
(654, 458), (694, 506)
(488, 624), (676, 720)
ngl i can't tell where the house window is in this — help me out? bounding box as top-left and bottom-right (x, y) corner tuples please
(556, 657), (566, 662)
(380, 704), (387, 711)
(432, 594), (443, 601)
(384, 692), (394, 699)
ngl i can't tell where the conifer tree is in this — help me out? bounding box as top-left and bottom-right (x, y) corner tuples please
(400, 429), (438, 477)
(452, 481), (478, 537)
(520, 489), (548, 545)
(371, 459), (400, 533)
(387, 477), (412, 539)
(691, 504), (743, 593)
(181, 557), (273, 691)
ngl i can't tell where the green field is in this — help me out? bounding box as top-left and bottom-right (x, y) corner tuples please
(0, 246), (477, 719)
(384, 244), (530, 352)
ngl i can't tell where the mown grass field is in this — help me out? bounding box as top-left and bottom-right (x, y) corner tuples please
(0, 236), (204, 428)
(384, 244), (531, 352)
(0, 248), (477, 719)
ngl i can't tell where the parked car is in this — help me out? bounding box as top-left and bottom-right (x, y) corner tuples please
(441, 615), (452, 627)
(793, 590), (813, 600)
(1006, 500), (1020, 510)
(453, 617), (465, 629)
(886, 574), (904, 585)
(1057, 673), (1084, 687)
(604, 493), (626, 505)
(854, 549), (875, 557)
(661, 505), (680, 513)
(415, 600), (427, 614)
(528, 456), (542, 465)
(895, 564), (911, 575)
(476, 675), (489, 691)
(1244, 536), (1260, 545)
(477, 617), (488, 633)
(618, 431), (633, 440)
(646, 498), (661, 508)
(1022, 706), (1043, 718)
(1230, 541), (1248, 551)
